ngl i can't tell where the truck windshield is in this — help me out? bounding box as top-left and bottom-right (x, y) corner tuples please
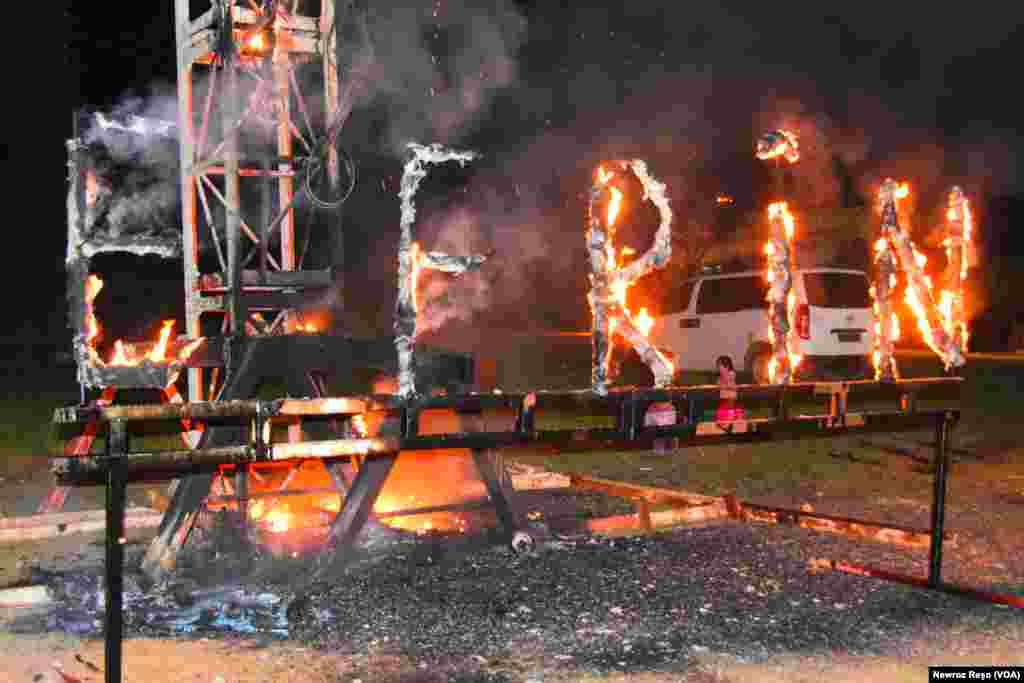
(802, 272), (871, 308)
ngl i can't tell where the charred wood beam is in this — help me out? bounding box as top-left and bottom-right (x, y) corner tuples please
(728, 499), (949, 549)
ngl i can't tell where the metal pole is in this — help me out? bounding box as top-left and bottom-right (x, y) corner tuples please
(223, 10), (244, 337)
(175, 0), (202, 401)
(928, 411), (952, 587)
(104, 419), (128, 683)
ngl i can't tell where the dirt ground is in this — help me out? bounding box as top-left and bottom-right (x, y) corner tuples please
(2, 428), (1023, 682)
(1, 622), (1022, 683)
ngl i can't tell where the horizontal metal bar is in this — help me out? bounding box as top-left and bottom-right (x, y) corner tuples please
(53, 378), (963, 425)
(54, 410), (959, 486)
(55, 397), (369, 424)
(825, 560), (1024, 609)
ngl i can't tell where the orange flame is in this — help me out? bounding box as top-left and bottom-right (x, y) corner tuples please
(765, 203), (800, 383)
(607, 187), (623, 227)
(410, 241), (422, 312)
(768, 201), (795, 241)
(351, 413), (368, 437)
(716, 194), (734, 205)
(109, 341), (131, 366)
(85, 275), (104, 345)
(635, 307), (654, 337)
(146, 320), (175, 362)
(263, 505), (291, 533)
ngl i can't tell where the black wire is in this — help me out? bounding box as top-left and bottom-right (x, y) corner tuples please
(304, 143), (357, 209)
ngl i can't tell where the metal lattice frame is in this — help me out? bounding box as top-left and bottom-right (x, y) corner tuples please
(175, 0), (348, 402)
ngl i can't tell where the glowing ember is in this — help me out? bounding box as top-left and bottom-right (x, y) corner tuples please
(351, 413), (368, 437)
(263, 506), (291, 533)
(315, 495), (341, 513)
(247, 32), (266, 52)
(756, 129), (800, 163)
(588, 161), (675, 394)
(716, 194), (735, 205)
(374, 492), (470, 534)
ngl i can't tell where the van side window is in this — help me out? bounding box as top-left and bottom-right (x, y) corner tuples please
(695, 276), (770, 314)
(663, 281), (695, 315)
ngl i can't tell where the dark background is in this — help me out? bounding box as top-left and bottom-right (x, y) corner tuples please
(5, 2), (1023, 357)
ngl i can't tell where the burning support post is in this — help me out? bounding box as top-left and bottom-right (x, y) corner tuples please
(878, 179), (965, 371)
(764, 202), (799, 384)
(942, 187), (972, 355)
(588, 161), (674, 396)
(396, 143), (487, 398)
(871, 230), (901, 381)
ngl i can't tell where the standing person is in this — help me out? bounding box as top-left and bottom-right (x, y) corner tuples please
(716, 355), (739, 421)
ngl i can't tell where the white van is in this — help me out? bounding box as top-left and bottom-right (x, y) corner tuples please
(646, 268), (875, 383)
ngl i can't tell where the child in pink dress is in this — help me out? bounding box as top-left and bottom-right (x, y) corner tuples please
(716, 355), (740, 421)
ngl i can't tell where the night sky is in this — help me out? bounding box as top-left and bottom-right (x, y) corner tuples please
(6, 2), (1024, 350)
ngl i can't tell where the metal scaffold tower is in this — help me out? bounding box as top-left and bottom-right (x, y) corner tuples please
(175, 0), (354, 401)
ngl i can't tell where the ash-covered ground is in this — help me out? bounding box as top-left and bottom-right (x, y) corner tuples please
(9, 490), (1023, 679)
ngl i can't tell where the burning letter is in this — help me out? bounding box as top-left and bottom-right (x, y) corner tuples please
(942, 186), (972, 356)
(396, 143), (488, 398)
(764, 202), (801, 383)
(878, 179), (965, 370)
(588, 160), (674, 395)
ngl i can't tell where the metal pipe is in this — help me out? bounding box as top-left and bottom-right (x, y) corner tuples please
(224, 41), (244, 336)
(929, 410), (952, 587)
(826, 560), (1024, 609)
(104, 420), (128, 683)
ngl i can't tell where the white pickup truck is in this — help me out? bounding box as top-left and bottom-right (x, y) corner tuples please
(646, 267), (875, 383)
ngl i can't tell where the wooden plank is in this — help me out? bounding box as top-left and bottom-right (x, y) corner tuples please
(586, 503), (730, 535)
(570, 475), (721, 507)
(0, 508), (162, 544)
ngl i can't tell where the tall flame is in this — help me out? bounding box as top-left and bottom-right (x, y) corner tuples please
(146, 320), (175, 362)
(84, 275), (104, 345)
(81, 274), (202, 372)
(607, 187), (623, 227)
(764, 201), (800, 383)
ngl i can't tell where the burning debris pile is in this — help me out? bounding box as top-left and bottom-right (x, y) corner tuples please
(396, 142), (489, 398)
(588, 161), (674, 395)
